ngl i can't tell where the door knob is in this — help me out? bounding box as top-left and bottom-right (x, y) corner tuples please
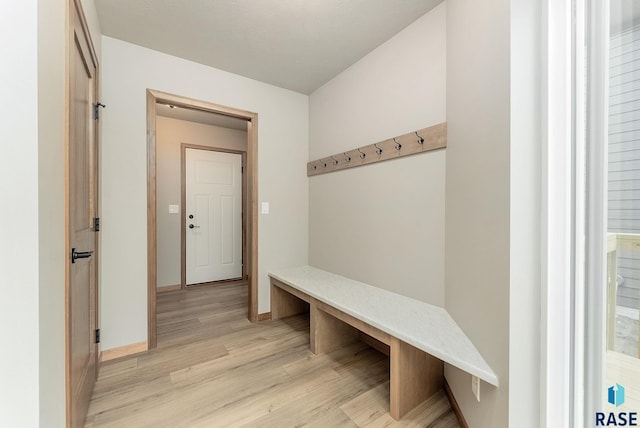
(188, 224), (200, 229)
(71, 248), (93, 263)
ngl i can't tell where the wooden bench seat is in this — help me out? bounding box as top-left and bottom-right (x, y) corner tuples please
(268, 265), (498, 420)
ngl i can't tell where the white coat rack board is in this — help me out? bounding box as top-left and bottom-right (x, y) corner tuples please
(307, 122), (447, 177)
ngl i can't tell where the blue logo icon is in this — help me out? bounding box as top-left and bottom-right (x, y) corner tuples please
(608, 383), (625, 407)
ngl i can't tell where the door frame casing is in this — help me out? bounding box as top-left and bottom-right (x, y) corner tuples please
(181, 144), (247, 288)
(147, 89), (259, 349)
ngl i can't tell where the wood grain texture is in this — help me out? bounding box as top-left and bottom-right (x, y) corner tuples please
(247, 117), (259, 322)
(359, 332), (390, 356)
(68, 1), (100, 426)
(257, 312), (272, 321)
(146, 91), (158, 350)
(157, 284), (181, 294)
(271, 278), (312, 305)
(390, 337), (444, 420)
(271, 280), (309, 319)
(85, 284), (459, 427)
(180, 142), (187, 289)
(100, 341), (148, 362)
(607, 350), (640, 413)
(315, 299), (391, 346)
(307, 122), (447, 176)
(271, 278), (448, 421)
(72, 0), (98, 66)
(444, 379), (469, 428)
(310, 304), (359, 354)
(342, 383), (457, 427)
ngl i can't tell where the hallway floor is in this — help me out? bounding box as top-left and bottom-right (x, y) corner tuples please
(85, 283), (459, 427)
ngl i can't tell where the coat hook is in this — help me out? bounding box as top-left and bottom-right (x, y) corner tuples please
(344, 152), (351, 163)
(321, 160), (327, 168)
(357, 148), (366, 159)
(415, 131), (425, 145)
(393, 138), (402, 151)
(374, 143), (383, 156)
(311, 163), (317, 170)
(330, 156), (339, 166)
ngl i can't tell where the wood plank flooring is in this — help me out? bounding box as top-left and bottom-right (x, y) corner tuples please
(85, 283), (460, 427)
(607, 350), (640, 412)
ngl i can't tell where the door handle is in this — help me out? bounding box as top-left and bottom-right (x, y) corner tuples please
(71, 248), (93, 263)
(188, 224), (200, 229)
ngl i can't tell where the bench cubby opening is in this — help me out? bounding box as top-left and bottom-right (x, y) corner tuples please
(271, 276), (446, 420)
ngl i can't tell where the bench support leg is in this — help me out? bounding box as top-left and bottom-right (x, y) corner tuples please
(271, 282), (308, 320)
(310, 304), (360, 354)
(389, 337), (444, 420)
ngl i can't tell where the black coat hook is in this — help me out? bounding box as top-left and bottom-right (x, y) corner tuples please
(415, 131), (425, 145)
(374, 144), (382, 156)
(393, 138), (402, 151)
(357, 148), (366, 159)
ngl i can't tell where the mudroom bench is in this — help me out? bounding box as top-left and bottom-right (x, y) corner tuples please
(268, 265), (498, 420)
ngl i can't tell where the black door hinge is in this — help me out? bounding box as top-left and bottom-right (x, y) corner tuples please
(93, 217), (100, 232)
(241, 166), (244, 173)
(94, 102), (106, 120)
(95, 329), (101, 344)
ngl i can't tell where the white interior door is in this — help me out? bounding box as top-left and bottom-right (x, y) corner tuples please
(185, 148), (242, 285)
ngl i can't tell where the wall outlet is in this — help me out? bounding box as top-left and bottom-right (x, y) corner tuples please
(472, 375), (481, 402)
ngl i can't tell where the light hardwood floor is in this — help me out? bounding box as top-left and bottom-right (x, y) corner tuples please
(607, 350), (640, 412)
(85, 283), (460, 427)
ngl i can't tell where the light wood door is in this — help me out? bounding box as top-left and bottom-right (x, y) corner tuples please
(67, 2), (99, 427)
(185, 148), (242, 285)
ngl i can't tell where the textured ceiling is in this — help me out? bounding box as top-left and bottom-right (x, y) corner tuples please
(95, 0), (442, 94)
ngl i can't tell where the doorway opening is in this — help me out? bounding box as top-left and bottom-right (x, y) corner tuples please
(147, 89), (259, 349)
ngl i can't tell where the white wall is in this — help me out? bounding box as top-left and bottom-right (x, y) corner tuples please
(308, 3), (446, 305)
(445, 0), (542, 426)
(0, 0), (77, 425)
(37, 0), (67, 425)
(100, 37), (309, 350)
(0, 3), (40, 426)
(445, 0), (510, 426)
(509, 0), (541, 425)
(156, 116), (247, 287)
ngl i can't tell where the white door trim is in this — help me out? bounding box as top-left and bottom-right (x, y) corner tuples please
(583, 0), (610, 421)
(539, 0), (576, 426)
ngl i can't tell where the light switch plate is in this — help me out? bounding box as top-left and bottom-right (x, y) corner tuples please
(168, 204), (179, 214)
(261, 202), (269, 214)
